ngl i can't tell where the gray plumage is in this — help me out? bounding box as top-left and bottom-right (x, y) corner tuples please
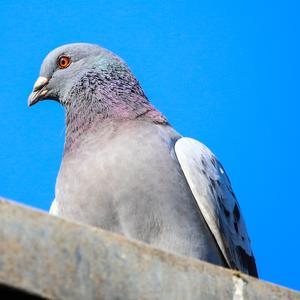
(28, 43), (258, 277)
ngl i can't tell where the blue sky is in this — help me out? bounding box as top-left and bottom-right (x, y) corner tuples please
(0, 0), (299, 291)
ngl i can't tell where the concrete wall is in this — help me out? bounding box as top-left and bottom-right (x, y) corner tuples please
(0, 198), (299, 300)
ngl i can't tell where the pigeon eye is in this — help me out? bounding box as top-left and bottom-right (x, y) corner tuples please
(58, 56), (71, 69)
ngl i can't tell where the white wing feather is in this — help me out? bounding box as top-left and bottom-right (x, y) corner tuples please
(175, 137), (257, 276)
(49, 198), (59, 215)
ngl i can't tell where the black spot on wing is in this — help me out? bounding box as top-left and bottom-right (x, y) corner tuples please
(220, 201), (231, 218)
(209, 184), (214, 195)
(234, 222), (239, 233)
(209, 177), (216, 188)
(236, 246), (258, 277)
(233, 203), (241, 221)
(211, 157), (217, 167)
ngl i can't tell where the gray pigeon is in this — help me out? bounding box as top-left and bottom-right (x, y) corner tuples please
(28, 43), (258, 277)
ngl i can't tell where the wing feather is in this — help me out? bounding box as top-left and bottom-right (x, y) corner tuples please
(175, 137), (258, 277)
(49, 198), (59, 215)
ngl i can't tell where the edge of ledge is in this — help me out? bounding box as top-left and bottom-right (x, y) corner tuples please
(0, 198), (299, 300)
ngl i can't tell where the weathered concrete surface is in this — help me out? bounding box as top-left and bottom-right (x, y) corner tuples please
(0, 198), (299, 300)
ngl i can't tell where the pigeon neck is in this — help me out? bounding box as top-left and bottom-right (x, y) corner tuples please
(64, 105), (167, 153)
(63, 71), (168, 153)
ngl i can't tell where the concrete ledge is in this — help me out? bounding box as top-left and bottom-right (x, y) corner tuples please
(0, 198), (299, 299)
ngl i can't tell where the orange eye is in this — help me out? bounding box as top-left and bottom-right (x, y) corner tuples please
(57, 56), (71, 69)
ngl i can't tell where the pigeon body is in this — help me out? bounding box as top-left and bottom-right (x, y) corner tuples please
(29, 43), (257, 276)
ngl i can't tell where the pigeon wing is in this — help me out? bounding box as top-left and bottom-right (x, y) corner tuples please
(175, 137), (258, 277)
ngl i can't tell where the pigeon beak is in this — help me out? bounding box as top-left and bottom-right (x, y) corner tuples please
(28, 76), (49, 107)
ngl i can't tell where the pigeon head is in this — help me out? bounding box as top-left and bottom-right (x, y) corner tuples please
(28, 43), (122, 106)
(28, 43), (166, 126)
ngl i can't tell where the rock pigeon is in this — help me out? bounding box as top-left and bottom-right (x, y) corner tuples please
(28, 43), (258, 277)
